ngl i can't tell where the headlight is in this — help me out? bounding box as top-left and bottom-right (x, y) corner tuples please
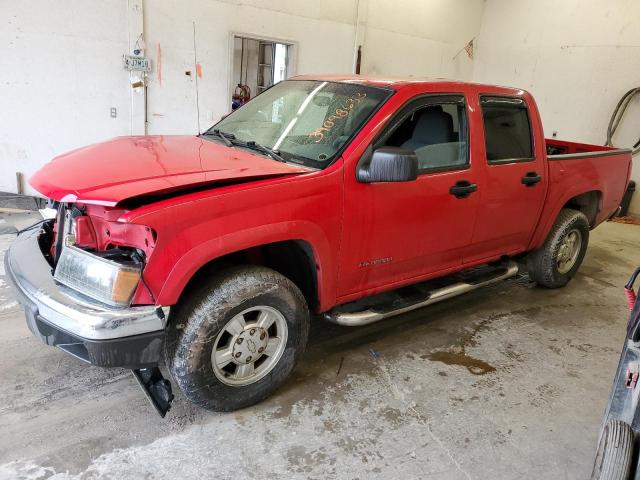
(54, 246), (142, 307)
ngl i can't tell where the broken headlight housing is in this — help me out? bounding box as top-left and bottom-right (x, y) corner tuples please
(54, 245), (142, 307)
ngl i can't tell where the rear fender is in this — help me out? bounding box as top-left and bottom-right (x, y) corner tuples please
(528, 187), (603, 251)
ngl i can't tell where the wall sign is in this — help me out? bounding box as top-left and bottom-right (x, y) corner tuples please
(123, 55), (151, 72)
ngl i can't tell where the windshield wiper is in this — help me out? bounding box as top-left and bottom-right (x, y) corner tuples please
(203, 131), (285, 162)
(244, 141), (285, 162)
(204, 129), (235, 147)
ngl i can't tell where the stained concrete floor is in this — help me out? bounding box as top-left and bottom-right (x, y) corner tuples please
(0, 217), (638, 480)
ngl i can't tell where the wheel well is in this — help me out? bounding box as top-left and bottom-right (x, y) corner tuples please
(180, 240), (319, 310)
(563, 191), (601, 226)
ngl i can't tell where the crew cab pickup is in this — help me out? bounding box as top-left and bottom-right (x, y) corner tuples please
(6, 76), (633, 415)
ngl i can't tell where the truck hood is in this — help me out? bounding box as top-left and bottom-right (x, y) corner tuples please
(30, 136), (314, 206)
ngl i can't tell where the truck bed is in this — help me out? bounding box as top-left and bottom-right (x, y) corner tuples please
(546, 138), (629, 158)
(528, 138), (633, 250)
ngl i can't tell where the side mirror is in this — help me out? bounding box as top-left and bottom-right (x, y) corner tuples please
(357, 147), (418, 183)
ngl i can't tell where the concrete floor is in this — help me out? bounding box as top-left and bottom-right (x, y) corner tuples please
(0, 218), (638, 480)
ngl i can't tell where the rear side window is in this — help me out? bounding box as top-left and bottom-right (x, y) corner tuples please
(480, 96), (533, 162)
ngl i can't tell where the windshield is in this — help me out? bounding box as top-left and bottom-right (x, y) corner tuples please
(210, 80), (392, 169)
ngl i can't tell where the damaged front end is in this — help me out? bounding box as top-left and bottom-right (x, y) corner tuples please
(5, 202), (174, 416)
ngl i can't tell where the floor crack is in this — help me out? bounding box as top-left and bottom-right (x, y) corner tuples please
(375, 356), (473, 480)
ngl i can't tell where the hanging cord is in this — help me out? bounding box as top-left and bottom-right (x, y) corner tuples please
(606, 87), (640, 156)
(16, 219), (49, 235)
(240, 37), (245, 86)
(625, 267), (640, 311)
(243, 38), (249, 86)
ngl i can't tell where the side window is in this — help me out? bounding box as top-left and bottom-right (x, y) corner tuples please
(379, 96), (469, 172)
(480, 96), (533, 162)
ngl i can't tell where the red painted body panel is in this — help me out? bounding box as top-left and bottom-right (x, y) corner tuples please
(528, 149), (632, 251)
(338, 84), (482, 298)
(125, 166), (342, 310)
(464, 90), (548, 263)
(29, 136), (312, 206)
(29, 76), (633, 313)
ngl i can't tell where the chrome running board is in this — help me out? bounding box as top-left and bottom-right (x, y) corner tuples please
(325, 261), (519, 327)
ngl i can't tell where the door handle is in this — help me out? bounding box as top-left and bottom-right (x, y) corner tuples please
(449, 180), (477, 199)
(521, 171), (542, 186)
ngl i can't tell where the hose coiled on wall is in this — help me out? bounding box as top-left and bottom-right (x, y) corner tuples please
(625, 267), (640, 311)
(606, 87), (640, 156)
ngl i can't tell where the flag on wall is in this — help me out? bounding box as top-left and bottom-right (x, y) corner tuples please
(453, 38), (475, 61)
(464, 39), (474, 60)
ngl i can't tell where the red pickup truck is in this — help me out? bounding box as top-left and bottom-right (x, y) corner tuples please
(6, 76), (632, 415)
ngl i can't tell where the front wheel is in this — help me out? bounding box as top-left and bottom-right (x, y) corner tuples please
(527, 208), (590, 288)
(165, 266), (310, 411)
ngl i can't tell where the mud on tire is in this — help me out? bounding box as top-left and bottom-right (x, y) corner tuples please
(165, 266), (310, 412)
(527, 208), (590, 288)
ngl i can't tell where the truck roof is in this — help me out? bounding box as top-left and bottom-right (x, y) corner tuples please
(291, 74), (525, 95)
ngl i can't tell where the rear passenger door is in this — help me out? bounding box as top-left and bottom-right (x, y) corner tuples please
(465, 96), (548, 263)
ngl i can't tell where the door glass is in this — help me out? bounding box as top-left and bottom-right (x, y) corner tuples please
(480, 96), (533, 162)
(381, 98), (468, 171)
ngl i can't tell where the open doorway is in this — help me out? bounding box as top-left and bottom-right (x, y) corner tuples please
(230, 35), (293, 110)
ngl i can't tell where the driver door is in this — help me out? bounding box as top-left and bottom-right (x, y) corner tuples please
(338, 94), (481, 299)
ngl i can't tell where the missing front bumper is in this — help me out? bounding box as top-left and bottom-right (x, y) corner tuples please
(5, 227), (168, 368)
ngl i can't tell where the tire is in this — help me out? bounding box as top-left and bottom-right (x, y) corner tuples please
(527, 208), (590, 288)
(591, 420), (635, 480)
(165, 266), (310, 411)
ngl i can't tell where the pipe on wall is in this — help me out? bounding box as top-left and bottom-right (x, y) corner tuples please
(353, 0), (367, 74)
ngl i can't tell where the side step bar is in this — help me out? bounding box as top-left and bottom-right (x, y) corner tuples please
(324, 261), (519, 327)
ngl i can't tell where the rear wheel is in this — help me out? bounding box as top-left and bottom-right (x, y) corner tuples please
(527, 208), (590, 288)
(591, 420), (634, 480)
(165, 266), (310, 411)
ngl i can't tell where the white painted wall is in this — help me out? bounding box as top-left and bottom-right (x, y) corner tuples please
(143, 0), (358, 135)
(0, 0), (132, 195)
(142, 0), (484, 135)
(473, 0), (640, 215)
(359, 0), (483, 80)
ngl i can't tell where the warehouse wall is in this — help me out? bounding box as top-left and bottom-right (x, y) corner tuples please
(143, 0), (358, 135)
(473, 0), (640, 215)
(143, 0), (484, 135)
(359, 0), (482, 80)
(0, 0), (132, 195)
